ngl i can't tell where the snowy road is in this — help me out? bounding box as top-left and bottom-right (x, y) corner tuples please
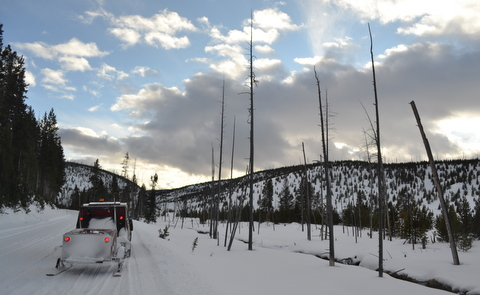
(3, 206), (476, 295)
(0, 208), (217, 295)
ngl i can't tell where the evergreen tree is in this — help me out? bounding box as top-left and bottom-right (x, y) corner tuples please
(0, 25), (65, 208)
(435, 204), (461, 242)
(278, 178), (294, 222)
(89, 159), (105, 202)
(110, 175), (120, 201)
(134, 184), (147, 220)
(473, 198), (480, 239)
(37, 109), (65, 204)
(456, 195), (474, 251)
(259, 178), (274, 222)
(145, 173), (158, 223)
(0, 24), (38, 207)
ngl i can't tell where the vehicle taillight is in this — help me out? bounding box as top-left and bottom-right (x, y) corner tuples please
(119, 216), (124, 220)
(64, 236), (71, 242)
(79, 217), (84, 221)
(104, 237), (110, 243)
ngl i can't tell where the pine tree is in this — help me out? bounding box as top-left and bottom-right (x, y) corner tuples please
(278, 178), (293, 222)
(89, 159), (105, 202)
(145, 173), (158, 223)
(37, 109), (65, 204)
(259, 178), (274, 222)
(0, 24), (42, 208)
(473, 198), (480, 239)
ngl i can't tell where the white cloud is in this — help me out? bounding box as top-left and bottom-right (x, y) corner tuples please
(16, 38), (108, 60)
(323, 36), (354, 49)
(107, 9), (197, 48)
(14, 42), (56, 59)
(145, 32), (190, 49)
(25, 71), (36, 87)
(435, 115), (480, 154)
(108, 28), (141, 47)
(59, 56), (92, 72)
(88, 104), (103, 112)
(255, 44), (275, 54)
(97, 63), (128, 80)
(110, 83), (182, 113)
(41, 68), (67, 85)
(255, 58), (282, 70)
(53, 38), (109, 57)
(322, 0), (480, 37)
(253, 8), (301, 31)
(132, 66), (158, 77)
(294, 56), (323, 65)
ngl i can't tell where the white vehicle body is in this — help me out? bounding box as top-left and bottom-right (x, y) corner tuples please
(56, 202), (132, 272)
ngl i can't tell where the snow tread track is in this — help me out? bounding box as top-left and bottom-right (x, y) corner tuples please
(46, 263), (73, 276)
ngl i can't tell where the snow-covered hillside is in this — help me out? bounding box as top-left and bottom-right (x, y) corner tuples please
(58, 160), (479, 221)
(159, 159), (480, 218)
(57, 162), (140, 208)
(1, 205), (480, 295)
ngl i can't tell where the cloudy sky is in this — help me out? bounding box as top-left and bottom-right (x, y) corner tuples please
(2, 0), (479, 188)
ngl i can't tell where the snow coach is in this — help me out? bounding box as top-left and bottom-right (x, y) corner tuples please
(49, 202), (133, 276)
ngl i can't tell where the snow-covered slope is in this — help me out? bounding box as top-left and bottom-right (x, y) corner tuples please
(160, 159), (480, 218)
(58, 162), (140, 208)
(1, 205), (479, 295)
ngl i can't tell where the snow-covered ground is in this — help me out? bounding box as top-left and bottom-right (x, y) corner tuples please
(1, 206), (479, 295)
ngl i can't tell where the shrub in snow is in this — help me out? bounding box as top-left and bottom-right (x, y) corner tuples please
(159, 225), (170, 239)
(192, 237), (198, 253)
(457, 233), (473, 252)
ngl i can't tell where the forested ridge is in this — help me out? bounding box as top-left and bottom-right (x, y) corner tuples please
(57, 158), (480, 250)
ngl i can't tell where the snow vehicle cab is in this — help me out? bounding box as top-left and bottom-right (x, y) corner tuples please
(54, 202), (132, 275)
(76, 202), (133, 243)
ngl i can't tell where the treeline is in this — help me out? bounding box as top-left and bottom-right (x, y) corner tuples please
(0, 25), (65, 209)
(168, 159), (480, 250)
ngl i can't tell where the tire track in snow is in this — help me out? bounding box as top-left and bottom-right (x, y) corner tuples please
(119, 222), (177, 295)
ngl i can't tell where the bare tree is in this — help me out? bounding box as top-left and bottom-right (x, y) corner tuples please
(213, 79), (226, 240)
(302, 142), (312, 241)
(121, 152), (129, 179)
(246, 12), (257, 251)
(368, 23), (388, 277)
(314, 67), (335, 266)
(209, 145), (215, 238)
(224, 117), (236, 247)
(410, 100), (460, 265)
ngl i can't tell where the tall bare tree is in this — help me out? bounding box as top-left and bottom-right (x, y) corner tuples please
(247, 12), (257, 251)
(368, 23), (388, 277)
(213, 79), (226, 240)
(224, 117), (236, 247)
(209, 145), (215, 238)
(410, 100), (460, 265)
(314, 67), (335, 266)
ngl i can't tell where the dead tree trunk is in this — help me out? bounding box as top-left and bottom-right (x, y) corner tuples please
(247, 13), (256, 251)
(214, 79), (226, 240)
(314, 67), (335, 266)
(224, 117), (236, 247)
(209, 145), (215, 238)
(368, 23), (387, 277)
(409, 100), (460, 265)
(302, 142), (312, 241)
